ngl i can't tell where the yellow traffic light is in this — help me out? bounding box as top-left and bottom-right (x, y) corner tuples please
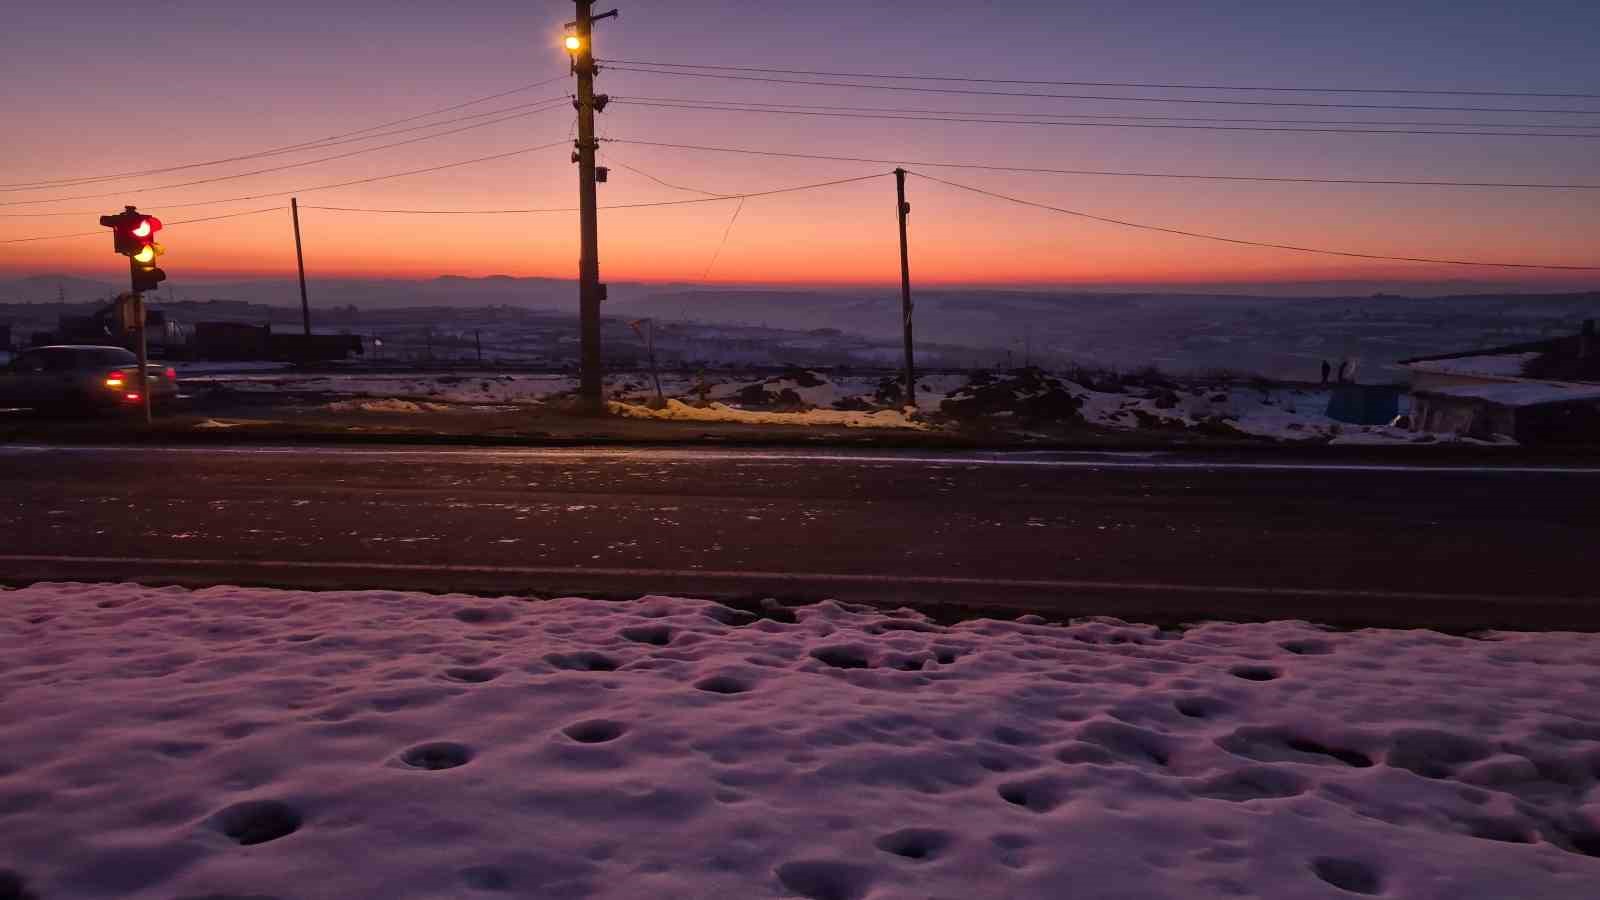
(564, 34), (582, 51)
(133, 244), (157, 264)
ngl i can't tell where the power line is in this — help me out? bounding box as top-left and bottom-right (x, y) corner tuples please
(0, 206), (284, 245)
(0, 95), (571, 194)
(612, 94), (1600, 131)
(595, 150), (746, 275)
(298, 171), (891, 214)
(0, 76), (571, 191)
(611, 99), (1600, 139)
(702, 197), (745, 278)
(598, 152), (731, 197)
(599, 58), (1600, 100)
(602, 65), (1600, 116)
(603, 137), (1600, 191)
(0, 102), (574, 208)
(907, 170), (1600, 271)
(0, 141), (573, 227)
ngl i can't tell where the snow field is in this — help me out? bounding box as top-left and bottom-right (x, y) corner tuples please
(3, 584), (1599, 899)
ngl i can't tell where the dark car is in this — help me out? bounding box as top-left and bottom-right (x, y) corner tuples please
(0, 345), (180, 413)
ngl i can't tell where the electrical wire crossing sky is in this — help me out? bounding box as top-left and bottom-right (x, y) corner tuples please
(3, 0), (1598, 290)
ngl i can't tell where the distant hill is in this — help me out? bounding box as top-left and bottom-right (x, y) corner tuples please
(4, 272), (1594, 378)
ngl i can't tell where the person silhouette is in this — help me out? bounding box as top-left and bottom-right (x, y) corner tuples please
(1320, 360), (1331, 384)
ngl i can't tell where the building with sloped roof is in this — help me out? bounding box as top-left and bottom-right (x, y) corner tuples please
(1399, 321), (1600, 444)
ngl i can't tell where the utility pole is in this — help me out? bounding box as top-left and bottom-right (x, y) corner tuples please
(630, 318), (663, 407)
(894, 168), (916, 410)
(569, 2), (617, 414)
(291, 197), (312, 340)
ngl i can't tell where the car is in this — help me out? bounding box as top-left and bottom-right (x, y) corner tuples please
(0, 345), (180, 414)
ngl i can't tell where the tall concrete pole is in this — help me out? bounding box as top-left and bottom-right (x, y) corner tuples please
(894, 168), (916, 410)
(573, 1), (605, 413)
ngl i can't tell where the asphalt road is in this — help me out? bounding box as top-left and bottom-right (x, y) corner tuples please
(2, 445), (1597, 630)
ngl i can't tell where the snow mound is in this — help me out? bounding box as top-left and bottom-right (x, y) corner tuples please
(325, 398), (456, 413)
(2, 583), (1598, 899)
(611, 398), (924, 429)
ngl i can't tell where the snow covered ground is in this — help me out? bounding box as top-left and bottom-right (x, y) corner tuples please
(610, 399), (924, 430)
(3, 583), (1598, 899)
(183, 368), (1506, 443)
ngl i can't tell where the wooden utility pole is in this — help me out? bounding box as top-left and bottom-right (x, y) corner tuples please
(894, 168), (916, 410)
(570, 2), (617, 414)
(291, 197), (312, 339)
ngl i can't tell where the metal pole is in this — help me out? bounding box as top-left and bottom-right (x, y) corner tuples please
(130, 287), (151, 426)
(573, 1), (605, 413)
(894, 168), (916, 410)
(291, 198), (311, 340)
(647, 319), (663, 407)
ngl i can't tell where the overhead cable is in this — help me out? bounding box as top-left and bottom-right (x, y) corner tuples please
(611, 98), (1600, 139)
(611, 94), (1600, 131)
(298, 171), (889, 214)
(907, 170), (1600, 271)
(0, 141), (572, 229)
(0, 206), (285, 244)
(602, 137), (1600, 191)
(0, 96), (571, 193)
(1, 103), (573, 208)
(0, 75), (571, 191)
(599, 59), (1600, 100)
(602, 65), (1600, 116)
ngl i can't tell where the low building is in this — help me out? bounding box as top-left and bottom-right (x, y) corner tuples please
(1400, 321), (1600, 444)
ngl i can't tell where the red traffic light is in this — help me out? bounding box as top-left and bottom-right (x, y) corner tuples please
(98, 206), (162, 257)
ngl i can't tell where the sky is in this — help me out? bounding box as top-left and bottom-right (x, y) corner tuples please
(2, 0), (1598, 292)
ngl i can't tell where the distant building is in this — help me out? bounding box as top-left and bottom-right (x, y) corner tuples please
(1400, 321), (1600, 444)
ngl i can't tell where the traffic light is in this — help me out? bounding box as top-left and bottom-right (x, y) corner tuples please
(131, 240), (166, 291)
(98, 206), (165, 292)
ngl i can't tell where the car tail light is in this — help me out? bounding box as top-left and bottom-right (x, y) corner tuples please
(124, 393), (142, 402)
(105, 371), (126, 388)
(163, 367), (177, 379)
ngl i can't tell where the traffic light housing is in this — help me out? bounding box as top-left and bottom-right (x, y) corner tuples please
(99, 206), (165, 292)
(131, 241), (166, 291)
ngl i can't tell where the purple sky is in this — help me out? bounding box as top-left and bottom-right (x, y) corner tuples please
(4, 1), (1598, 288)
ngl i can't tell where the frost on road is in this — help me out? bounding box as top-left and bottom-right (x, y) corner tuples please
(2, 583), (1599, 899)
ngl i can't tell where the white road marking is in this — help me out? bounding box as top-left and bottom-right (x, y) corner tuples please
(3, 443), (1599, 475)
(0, 554), (1590, 605)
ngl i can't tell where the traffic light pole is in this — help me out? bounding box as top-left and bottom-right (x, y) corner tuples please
(128, 285), (151, 426)
(894, 168), (916, 410)
(573, 1), (606, 414)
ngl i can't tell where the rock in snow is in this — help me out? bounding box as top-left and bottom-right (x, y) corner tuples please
(2, 583), (1599, 898)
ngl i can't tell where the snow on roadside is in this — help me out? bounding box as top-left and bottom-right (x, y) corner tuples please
(325, 398), (457, 413)
(611, 398), (925, 429)
(2, 582), (1598, 899)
